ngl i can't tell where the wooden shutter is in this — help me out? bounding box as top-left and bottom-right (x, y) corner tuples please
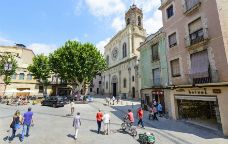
(189, 18), (202, 34)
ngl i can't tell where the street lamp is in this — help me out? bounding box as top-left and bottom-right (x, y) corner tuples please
(4, 63), (12, 71)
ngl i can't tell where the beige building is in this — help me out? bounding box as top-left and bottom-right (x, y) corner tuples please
(159, 0), (228, 135)
(88, 74), (102, 95)
(102, 4), (146, 99)
(0, 45), (52, 97)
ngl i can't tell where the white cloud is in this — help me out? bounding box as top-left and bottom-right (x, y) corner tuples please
(0, 37), (14, 46)
(85, 0), (126, 17)
(112, 16), (124, 32)
(96, 38), (111, 54)
(144, 10), (163, 34)
(28, 43), (58, 56)
(135, 0), (160, 13)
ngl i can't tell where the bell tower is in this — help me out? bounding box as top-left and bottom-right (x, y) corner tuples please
(125, 4), (143, 28)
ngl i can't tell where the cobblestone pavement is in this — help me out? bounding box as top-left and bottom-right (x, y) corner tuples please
(0, 98), (228, 144)
(94, 97), (228, 144)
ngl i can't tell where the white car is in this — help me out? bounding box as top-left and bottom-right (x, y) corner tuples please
(86, 96), (94, 102)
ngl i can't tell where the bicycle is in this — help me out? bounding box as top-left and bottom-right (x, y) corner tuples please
(121, 116), (137, 137)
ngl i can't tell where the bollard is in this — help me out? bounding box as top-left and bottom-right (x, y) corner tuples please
(132, 102), (134, 109)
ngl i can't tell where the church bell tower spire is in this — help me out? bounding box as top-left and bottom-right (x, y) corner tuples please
(125, 3), (143, 28)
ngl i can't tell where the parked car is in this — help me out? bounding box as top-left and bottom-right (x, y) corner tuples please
(86, 95), (94, 102)
(41, 96), (64, 108)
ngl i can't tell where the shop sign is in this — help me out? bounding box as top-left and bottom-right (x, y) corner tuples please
(188, 88), (207, 95)
(176, 89), (185, 92)
(213, 89), (221, 94)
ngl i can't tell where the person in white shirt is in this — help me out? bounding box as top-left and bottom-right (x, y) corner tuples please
(73, 112), (81, 140)
(102, 112), (110, 135)
(112, 96), (115, 105)
(70, 101), (75, 116)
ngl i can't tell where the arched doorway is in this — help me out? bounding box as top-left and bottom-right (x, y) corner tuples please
(111, 75), (118, 97)
(132, 87), (135, 98)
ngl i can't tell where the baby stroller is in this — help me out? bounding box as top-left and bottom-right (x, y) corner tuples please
(138, 132), (155, 144)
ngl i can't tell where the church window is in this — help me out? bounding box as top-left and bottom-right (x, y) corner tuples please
(127, 18), (130, 25)
(138, 16), (141, 26)
(106, 56), (109, 65)
(123, 43), (127, 58)
(123, 78), (127, 88)
(106, 82), (108, 89)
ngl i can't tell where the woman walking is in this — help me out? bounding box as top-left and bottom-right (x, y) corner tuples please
(10, 110), (22, 140)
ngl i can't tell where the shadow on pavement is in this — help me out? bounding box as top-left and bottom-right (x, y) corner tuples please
(67, 134), (75, 139)
(110, 103), (225, 140)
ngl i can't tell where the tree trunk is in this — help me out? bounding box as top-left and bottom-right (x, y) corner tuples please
(3, 84), (7, 97)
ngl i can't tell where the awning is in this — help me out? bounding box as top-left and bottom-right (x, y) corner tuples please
(175, 95), (217, 101)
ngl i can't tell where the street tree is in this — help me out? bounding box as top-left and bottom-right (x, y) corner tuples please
(49, 40), (106, 95)
(27, 54), (51, 96)
(0, 53), (18, 95)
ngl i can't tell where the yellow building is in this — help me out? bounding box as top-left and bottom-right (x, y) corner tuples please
(0, 45), (51, 97)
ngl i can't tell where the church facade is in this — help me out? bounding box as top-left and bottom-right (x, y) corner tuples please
(101, 4), (146, 99)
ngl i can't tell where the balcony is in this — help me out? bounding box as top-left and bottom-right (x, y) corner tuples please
(159, 0), (173, 10)
(185, 28), (209, 49)
(183, 0), (201, 15)
(152, 78), (161, 87)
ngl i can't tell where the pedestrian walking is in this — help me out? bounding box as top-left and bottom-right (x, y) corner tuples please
(137, 107), (144, 128)
(10, 110), (22, 140)
(152, 106), (158, 121)
(20, 107), (34, 142)
(157, 103), (163, 117)
(96, 109), (103, 134)
(102, 112), (110, 135)
(70, 101), (75, 116)
(73, 112), (81, 140)
(153, 99), (157, 107)
(112, 96), (115, 105)
(148, 106), (154, 120)
(127, 109), (134, 125)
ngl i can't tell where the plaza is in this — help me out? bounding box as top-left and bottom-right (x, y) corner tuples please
(1, 98), (228, 144)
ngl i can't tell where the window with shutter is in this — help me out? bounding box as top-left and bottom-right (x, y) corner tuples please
(153, 68), (161, 86)
(152, 44), (159, 61)
(185, 0), (200, 11)
(168, 33), (177, 48)
(171, 59), (181, 77)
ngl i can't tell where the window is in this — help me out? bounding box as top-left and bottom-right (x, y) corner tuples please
(27, 74), (32, 80)
(170, 59), (181, 77)
(106, 82), (108, 89)
(151, 44), (159, 61)
(185, 0), (200, 11)
(190, 50), (210, 83)
(123, 43), (127, 58)
(12, 74), (16, 80)
(138, 16), (141, 26)
(166, 5), (174, 19)
(127, 18), (130, 25)
(189, 18), (203, 45)
(123, 78), (127, 88)
(39, 86), (43, 93)
(19, 73), (24, 80)
(132, 76), (134, 82)
(153, 68), (160, 86)
(106, 56), (109, 65)
(90, 88), (93, 92)
(168, 33), (177, 48)
(99, 81), (102, 84)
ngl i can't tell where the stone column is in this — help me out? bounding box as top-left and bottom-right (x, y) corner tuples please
(128, 67), (132, 99)
(119, 70), (121, 95)
(134, 65), (139, 99)
(109, 74), (111, 97)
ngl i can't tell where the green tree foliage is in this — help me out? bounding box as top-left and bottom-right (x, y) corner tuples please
(27, 54), (51, 95)
(0, 54), (18, 85)
(49, 40), (106, 93)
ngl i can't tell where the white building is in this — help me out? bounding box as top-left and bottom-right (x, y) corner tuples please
(101, 4), (146, 99)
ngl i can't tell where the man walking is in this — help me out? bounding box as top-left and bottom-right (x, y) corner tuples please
(70, 101), (75, 116)
(157, 103), (163, 117)
(137, 107), (144, 128)
(102, 112), (110, 135)
(112, 96), (115, 105)
(96, 109), (103, 134)
(73, 112), (81, 140)
(152, 106), (158, 121)
(20, 107), (33, 142)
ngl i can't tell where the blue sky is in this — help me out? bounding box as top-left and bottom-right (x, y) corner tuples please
(0, 0), (162, 55)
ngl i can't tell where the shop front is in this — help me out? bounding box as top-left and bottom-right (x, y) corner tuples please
(170, 86), (228, 136)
